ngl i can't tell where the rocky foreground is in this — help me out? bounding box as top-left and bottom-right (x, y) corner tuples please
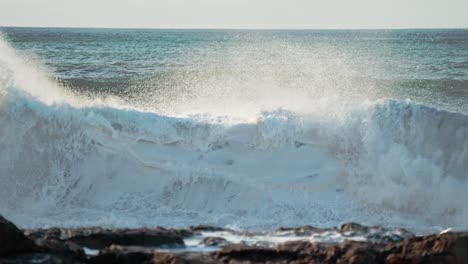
(1, 215), (468, 263)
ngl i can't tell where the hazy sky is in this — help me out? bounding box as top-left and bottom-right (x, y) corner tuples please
(1, 0), (467, 29)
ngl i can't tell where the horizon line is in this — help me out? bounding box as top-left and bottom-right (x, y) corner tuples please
(1, 25), (468, 31)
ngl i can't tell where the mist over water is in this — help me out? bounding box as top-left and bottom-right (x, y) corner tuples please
(0, 28), (467, 232)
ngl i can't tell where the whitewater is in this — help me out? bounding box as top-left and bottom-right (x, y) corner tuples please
(0, 30), (467, 233)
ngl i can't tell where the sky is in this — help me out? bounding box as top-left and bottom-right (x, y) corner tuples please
(0, 0), (467, 29)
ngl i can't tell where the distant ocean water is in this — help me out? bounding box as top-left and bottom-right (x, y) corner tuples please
(0, 28), (466, 233)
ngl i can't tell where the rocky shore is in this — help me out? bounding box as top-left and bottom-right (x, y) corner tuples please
(1, 215), (467, 263)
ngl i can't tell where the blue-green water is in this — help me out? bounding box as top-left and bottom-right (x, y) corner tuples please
(0, 28), (466, 232)
(2, 28), (467, 112)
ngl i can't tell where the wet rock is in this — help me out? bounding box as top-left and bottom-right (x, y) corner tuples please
(275, 225), (328, 236)
(165, 228), (193, 238)
(4, 215), (468, 264)
(336, 241), (387, 264)
(25, 227), (63, 241)
(89, 246), (196, 264)
(215, 240), (387, 263)
(367, 227), (413, 244)
(274, 224), (413, 245)
(339, 222), (369, 233)
(215, 244), (303, 263)
(34, 238), (87, 262)
(89, 245), (155, 264)
(0, 216), (86, 263)
(71, 228), (185, 249)
(0, 215), (39, 257)
(337, 223), (414, 244)
(387, 232), (468, 264)
(188, 225), (228, 233)
(200, 236), (230, 247)
(27, 227), (185, 249)
(277, 241), (343, 263)
(0, 253), (85, 264)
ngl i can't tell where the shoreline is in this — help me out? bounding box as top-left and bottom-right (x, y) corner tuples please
(2, 215), (467, 263)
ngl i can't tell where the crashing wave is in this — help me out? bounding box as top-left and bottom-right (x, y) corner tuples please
(0, 36), (467, 232)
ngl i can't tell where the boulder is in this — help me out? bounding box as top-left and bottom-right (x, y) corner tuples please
(199, 236), (230, 247)
(0, 215), (38, 257)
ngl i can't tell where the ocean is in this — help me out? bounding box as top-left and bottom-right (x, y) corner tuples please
(0, 28), (466, 234)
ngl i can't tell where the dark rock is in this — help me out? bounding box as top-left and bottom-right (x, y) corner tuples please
(21, 231), (468, 263)
(165, 228), (193, 238)
(188, 225), (228, 232)
(339, 222), (368, 233)
(337, 223), (414, 244)
(0, 215), (39, 257)
(215, 244), (301, 263)
(0, 253), (85, 264)
(26, 227), (184, 249)
(274, 240), (386, 263)
(71, 228), (184, 249)
(34, 238), (87, 262)
(25, 227), (63, 241)
(200, 236), (230, 247)
(89, 245), (155, 264)
(336, 241), (387, 264)
(275, 225), (328, 236)
(89, 246), (195, 264)
(387, 232), (468, 264)
(277, 233), (468, 264)
(277, 241), (341, 263)
(4, 215), (468, 264)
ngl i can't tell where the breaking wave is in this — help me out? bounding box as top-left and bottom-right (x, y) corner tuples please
(0, 36), (467, 232)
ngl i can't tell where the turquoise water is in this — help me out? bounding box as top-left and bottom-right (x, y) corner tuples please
(2, 28), (467, 112)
